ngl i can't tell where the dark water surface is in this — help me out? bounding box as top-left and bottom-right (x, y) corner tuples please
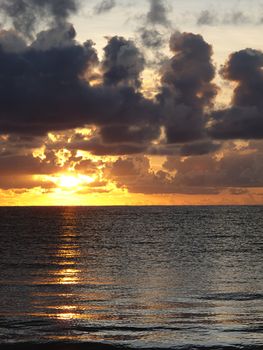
(0, 206), (262, 349)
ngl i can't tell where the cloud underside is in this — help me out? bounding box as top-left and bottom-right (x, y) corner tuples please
(0, 0), (263, 196)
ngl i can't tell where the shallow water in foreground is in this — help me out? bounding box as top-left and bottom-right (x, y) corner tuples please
(0, 206), (262, 349)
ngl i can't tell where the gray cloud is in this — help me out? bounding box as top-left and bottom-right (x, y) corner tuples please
(158, 31), (217, 144)
(109, 141), (263, 194)
(164, 149), (263, 189)
(94, 0), (116, 15)
(68, 134), (150, 156)
(197, 10), (256, 26)
(136, 0), (172, 67)
(0, 29), (27, 52)
(197, 10), (217, 26)
(180, 140), (221, 156)
(139, 28), (165, 49)
(106, 156), (221, 195)
(102, 36), (145, 88)
(0, 0), (263, 168)
(31, 23), (77, 51)
(0, 0), (79, 38)
(0, 154), (58, 175)
(0, 175), (54, 190)
(0, 27), (162, 153)
(147, 0), (170, 27)
(209, 48), (263, 140)
(224, 11), (250, 25)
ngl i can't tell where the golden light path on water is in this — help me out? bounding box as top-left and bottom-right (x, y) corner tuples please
(31, 207), (114, 325)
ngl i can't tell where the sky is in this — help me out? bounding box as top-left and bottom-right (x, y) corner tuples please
(0, 0), (263, 206)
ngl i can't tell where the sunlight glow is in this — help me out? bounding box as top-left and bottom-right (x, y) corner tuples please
(55, 174), (95, 189)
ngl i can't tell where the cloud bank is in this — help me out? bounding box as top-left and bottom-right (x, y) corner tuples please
(0, 0), (262, 198)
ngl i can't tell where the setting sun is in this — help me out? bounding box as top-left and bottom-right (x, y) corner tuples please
(52, 174), (95, 190)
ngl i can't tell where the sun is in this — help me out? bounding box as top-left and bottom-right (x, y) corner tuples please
(52, 174), (95, 190)
(58, 175), (82, 189)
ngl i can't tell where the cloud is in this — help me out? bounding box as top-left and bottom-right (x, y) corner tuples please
(0, 1), (262, 198)
(164, 149), (263, 189)
(106, 156), (221, 195)
(180, 140), (221, 156)
(31, 23), (77, 50)
(104, 141), (263, 195)
(94, 0), (116, 15)
(0, 0), (79, 38)
(0, 0), (263, 174)
(136, 0), (171, 59)
(0, 27), (99, 135)
(106, 156), (175, 194)
(197, 10), (254, 26)
(0, 26), (231, 158)
(197, 10), (217, 26)
(224, 11), (250, 25)
(147, 0), (170, 27)
(0, 175), (54, 190)
(139, 28), (165, 49)
(68, 134), (149, 156)
(102, 36), (145, 88)
(158, 31), (217, 143)
(0, 154), (58, 175)
(0, 29), (27, 52)
(209, 49), (263, 140)
(0, 28), (162, 151)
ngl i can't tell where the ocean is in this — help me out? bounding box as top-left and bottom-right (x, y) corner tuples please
(0, 206), (262, 349)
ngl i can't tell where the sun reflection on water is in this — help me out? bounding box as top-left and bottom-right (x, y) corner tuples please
(51, 208), (82, 319)
(55, 268), (80, 285)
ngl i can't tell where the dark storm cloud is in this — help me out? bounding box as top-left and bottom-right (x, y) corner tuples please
(0, 26), (224, 156)
(102, 36), (145, 88)
(94, 0), (116, 15)
(210, 107), (263, 140)
(0, 0), (79, 38)
(220, 49), (263, 106)
(0, 27), (163, 149)
(209, 49), (263, 139)
(0, 28), (99, 135)
(0, 7), (262, 164)
(158, 31), (217, 143)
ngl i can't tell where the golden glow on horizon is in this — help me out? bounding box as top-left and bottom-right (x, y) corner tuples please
(1, 187), (263, 206)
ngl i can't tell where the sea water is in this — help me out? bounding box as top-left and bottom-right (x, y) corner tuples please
(0, 206), (262, 348)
